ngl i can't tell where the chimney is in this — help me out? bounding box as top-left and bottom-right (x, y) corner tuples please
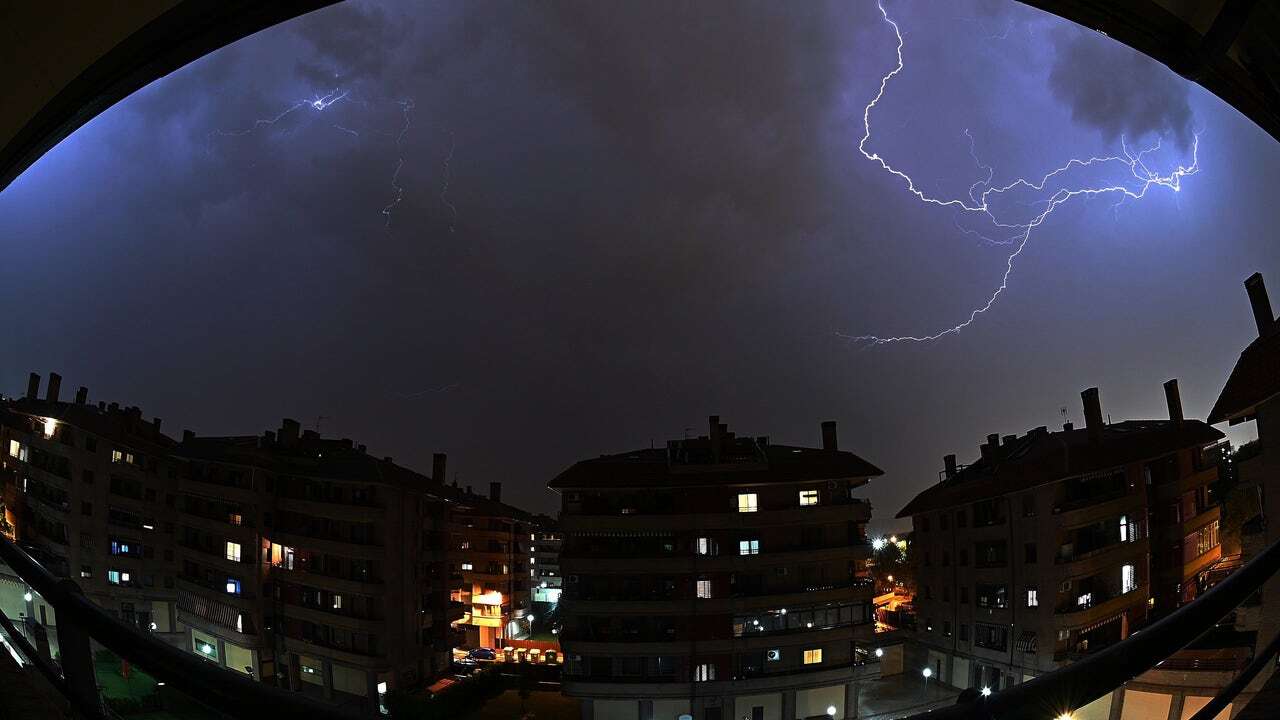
(152, 417), (162, 432)
(490, 482), (502, 502)
(279, 418), (300, 447)
(75, 387), (87, 404)
(944, 454), (957, 480)
(97, 401), (105, 411)
(1245, 272), (1274, 336)
(432, 453), (448, 483)
(1063, 422), (1074, 431)
(821, 421), (838, 451)
(1164, 379), (1184, 425)
(45, 373), (61, 403)
(182, 430), (195, 443)
(980, 434), (999, 460)
(25, 373), (39, 400)
(709, 415), (722, 463)
(1082, 387), (1104, 443)
(1002, 434), (1016, 446)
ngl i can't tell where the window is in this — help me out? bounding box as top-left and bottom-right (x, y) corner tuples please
(8, 440), (20, 458)
(82, 469), (94, 484)
(697, 579), (712, 599)
(976, 584), (1007, 609)
(799, 490), (819, 506)
(803, 648), (823, 665)
(1077, 592), (1093, 608)
(85, 436), (97, 452)
(107, 570), (129, 585)
(461, 562), (473, 570)
(1022, 495), (1036, 517)
(737, 493), (758, 513)
(943, 551), (950, 567)
(81, 501), (92, 516)
(1024, 543), (1037, 564)
(960, 586), (969, 604)
(696, 537), (715, 556)
(112, 450), (123, 463)
(959, 624), (970, 641)
(333, 594), (343, 609)
(1119, 515), (1129, 543)
(229, 513), (243, 526)
(943, 621), (952, 637)
(739, 539), (760, 556)
(226, 578), (241, 595)
(695, 664), (715, 681)
(920, 516), (930, 532)
(1026, 588), (1039, 607)
(956, 509), (967, 527)
(1122, 564), (1137, 594)
(940, 514), (949, 531)
(959, 549), (968, 566)
(975, 624), (1008, 651)
(225, 541), (242, 562)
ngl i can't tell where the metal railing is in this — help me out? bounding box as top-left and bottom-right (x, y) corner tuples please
(0, 535), (361, 720)
(900, 534), (1280, 720)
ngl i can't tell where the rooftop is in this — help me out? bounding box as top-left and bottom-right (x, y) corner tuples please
(897, 419), (1221, 518)
(1210, 272), (1280, 424)
(549, 417), (883, 490)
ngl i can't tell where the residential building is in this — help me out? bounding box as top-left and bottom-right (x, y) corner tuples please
(550, 416), (883, 720)
(0, 373), (464, 715)
(440, 467), (535, 649)
(177, 422), (457, 712)
(528, 514), (563, 621)
(1, 374), (183, 644)
(899, 382), (1224, 697)
(1209, 271), (1280, 705)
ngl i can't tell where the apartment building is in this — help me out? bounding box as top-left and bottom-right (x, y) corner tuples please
(176, 422), (457, 712)
(529, 515), (563, 619)
(439, 464), (535, 649)
(551, 416), (883, 720)
(0, 373), (463, 715)
(900, 383), (1224, 694)
(1209, 271), (1280, 703)
(1, 374), (183, 643)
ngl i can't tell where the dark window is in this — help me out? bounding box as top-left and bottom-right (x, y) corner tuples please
(956, 509), (967, 527)
(943, 586), (950, 602)
(82, 469), (94, 484)
(959, 624), (970, 641)
(976, 584), (1007, 609)
(975, 541), (1007, 568)
(940, 514), (949, 531)
(81, 501), (92, 516)
(943, 621), (952, 637)
(975, 623), (1008, 651)
(85, 437), (98, 452)
(1022, 495), (1036, 517)
(920, 517), (930, 532)
(943, 551), (950, 567)
(1025, 543), (1037, 564)
(959, 549), (968, 566)
(960, 586), (969, 604)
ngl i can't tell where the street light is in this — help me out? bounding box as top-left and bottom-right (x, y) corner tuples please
(23, 592), (32, 602)
(922, 667), (932, 678)
(981, 687), (992, 697)
(872, 538), (886, 550)
(826, 706), (837, 717)
(874, 648), (884, 658)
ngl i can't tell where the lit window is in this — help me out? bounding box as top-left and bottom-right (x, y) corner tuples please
(1119, 515), (1129, 543)
(695, 664), (715, 681)
(107, 570), (121, 585)
(461, 562), (473, 571)
(42, 417), (56, 439)
(333, 594), (343, 609)
(696, 537), (712, 555)
(803, 648), (823, 665)
(229, 513), (243, 526)
(225, 541), (242, 562)
(1122, 564), (1136, 594)
(739, 539), (760, 556)
(737, 493), (758, 513)
(112, 450), (124, 463)
(8, 440), (20, 458)
(799, 490), (819, 506)
(301, 664), (319, 675)
(1026, 588), (1039, 607)
(236, 613), (244, 633)
(226, 578), (241, 595)
(1077, 592), (1092, 608)
(696, 579), (712, 599)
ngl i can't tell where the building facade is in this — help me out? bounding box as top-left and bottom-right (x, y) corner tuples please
(551, 416), (883, 720)
(529, 515), (563, 621)
(441, 469), (535, 649)
(1209, 271), (1280, 709)
(0, 374), (466, 715)
(900, 383), (1225, 698)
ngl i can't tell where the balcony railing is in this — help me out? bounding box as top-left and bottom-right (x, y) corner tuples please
(898, 533), (1280, 720)
(0, 533), (359, 720)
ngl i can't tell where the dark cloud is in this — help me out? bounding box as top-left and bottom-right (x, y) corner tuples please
(1048, 26), (1194, 147)
(291, 2), (412, 88)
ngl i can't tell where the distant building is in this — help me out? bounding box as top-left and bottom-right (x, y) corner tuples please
(899, 383), (1224, 697)
(439, 467), (535, 649)
(1209, 271), (1280, 705)
(528, 515), (563, 620)
(550, 416), (883, 720)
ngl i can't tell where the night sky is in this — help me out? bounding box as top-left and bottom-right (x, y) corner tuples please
(2, 0), (1278, 530)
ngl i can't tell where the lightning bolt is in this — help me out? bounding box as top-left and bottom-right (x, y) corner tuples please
(841, 1), (1199, 347)
(380, 99), (415, 227)
(210, 89), (419, 228)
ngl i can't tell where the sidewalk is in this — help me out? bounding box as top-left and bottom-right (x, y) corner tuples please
(857, 673), (961, 719)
